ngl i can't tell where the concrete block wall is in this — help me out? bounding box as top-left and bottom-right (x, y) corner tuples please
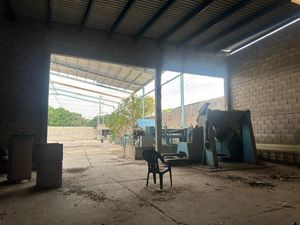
(47, 127), (97, 142)
(0, 17), (50, 147)
(228, 22), (300, 144)
(162, 97), (225, 128)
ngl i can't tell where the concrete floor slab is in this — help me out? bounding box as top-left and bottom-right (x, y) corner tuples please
(1, 140), (299, 225)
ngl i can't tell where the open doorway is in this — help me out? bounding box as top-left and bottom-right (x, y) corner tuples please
(47, 54), (155, 169)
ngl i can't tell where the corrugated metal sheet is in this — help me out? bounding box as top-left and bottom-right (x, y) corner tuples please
(6, 0), (300, 51)
(50, 54), (155, 92)
(87, 0), (127, 30)
(143, 0), (203, 39)
(116, 0), (165, 35)
(168, 0), (237, 42)
(52, 0), (89, 25)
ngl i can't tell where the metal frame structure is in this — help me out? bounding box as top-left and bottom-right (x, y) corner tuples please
(5, 1), (300, 54)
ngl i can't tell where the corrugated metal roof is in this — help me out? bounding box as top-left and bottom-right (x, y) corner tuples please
(5, 0), (300, 52)
(50, 54), (155, 92)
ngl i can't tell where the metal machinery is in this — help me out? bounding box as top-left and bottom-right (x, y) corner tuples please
(197, 103), (258, 168)
(133, 106), (257, 168)
(162, 126), (204, 162)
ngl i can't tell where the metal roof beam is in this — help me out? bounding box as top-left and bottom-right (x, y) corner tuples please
(47, 0), (53, 25)
(134, 0), (175, 42)
(124, 70), (146, 90)
(197, 0), (289, 49)
(80, 0), (94, 30)
(50, 72), (132, 94)
(143, 73), (181, 96)
(50, 80), (124, 99)
(50, 93), (116, 108)
(158, 0), (215, 44)
(216, 9), (300, 52)
(49, 87), (120, 104)
(109, 0), (135, 36)
(216, 9), (300, 51)
(5, 0), (15, 22)
(51, 60), (140, 89)
(178, 0), (254, 46)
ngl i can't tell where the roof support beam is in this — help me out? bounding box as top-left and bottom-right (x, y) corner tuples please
(109, 0), (135, 36)
(51, 61), (140, 89)
(196, 0), (288, 49)
(49, 87), (120, 104)
(158, 0), (215, 44)
(50, 80), (124, 99)
(216, 9), (300, 52)
(134, 0), (175, 42)
(47, 0), (53, 25)
(178, 0), (253, 46)
(50, 72), (132, 94)
(124, 70), (146, 90)
(50, 93), (116, 108)
(80, 0), (94, 30)
(5, 0), (15, 22)
(142, 72), (181, 96)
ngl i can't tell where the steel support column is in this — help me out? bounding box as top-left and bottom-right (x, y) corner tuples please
(180, 73), (185, 128)
(155, 60), (163, 152)
(142, 87), (145, 119)
(225, 66), (232, 111)
(99, 96), (102, 125)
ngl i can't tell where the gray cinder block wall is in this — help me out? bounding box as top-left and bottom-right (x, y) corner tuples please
(228, 22), (300, 144)
(162, 97), (225, 128)
(0, 17), (50, 146)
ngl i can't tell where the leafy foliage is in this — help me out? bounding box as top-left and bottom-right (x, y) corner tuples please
(48, 95), (154, 134)
(106, 95), (154, 139)
(48, 107), (90, 127)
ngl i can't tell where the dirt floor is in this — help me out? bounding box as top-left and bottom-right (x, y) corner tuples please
(0, 140), (299, 225)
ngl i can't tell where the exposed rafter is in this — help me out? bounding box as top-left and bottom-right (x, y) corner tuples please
(50, 80), (124, 99)
(124, 70), (145, 90)
(216, 9), (300, 52)
(5, 0), (15, 22)
(158, 0), (215, 44)
(178, 0), (253, 46)
(49, 87), (120, 104)
(50, 93), (116, 108)
(50, 71), (132, 94)
(196, 0), (289, 49)
(80, 0), (94, 30)
(109, 0), (135, 36)
(134, 0), (175, 42)
(51, 60), (141, 89)
(47, 0), (53, 25)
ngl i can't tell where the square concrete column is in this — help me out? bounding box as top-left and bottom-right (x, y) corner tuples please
(155, 61), (162, 152)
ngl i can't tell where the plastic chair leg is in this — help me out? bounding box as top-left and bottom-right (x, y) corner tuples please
(169, 170), (172, 187)
(146, 172), (150, 187)
(153, 173), (156, 184)
(159, 174), (163, 190)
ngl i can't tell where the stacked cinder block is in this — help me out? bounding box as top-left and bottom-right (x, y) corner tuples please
(228, 22), (300, 144)
(36, 144), (63, 189)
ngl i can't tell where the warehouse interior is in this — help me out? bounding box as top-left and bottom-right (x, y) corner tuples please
(0, 0), (300, 225)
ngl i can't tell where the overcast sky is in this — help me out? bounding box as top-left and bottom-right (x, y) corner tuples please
(48, 71), (224, 119)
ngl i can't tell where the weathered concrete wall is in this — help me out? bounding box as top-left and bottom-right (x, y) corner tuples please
(0, 16), (50, 147)
(47, 127), (97, 142)
(162, 97), (225, 128)
(228, 22), (300, 144)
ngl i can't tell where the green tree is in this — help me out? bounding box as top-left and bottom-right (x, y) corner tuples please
(106, 95), (154, 139)
(48, 107), (89, 126)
